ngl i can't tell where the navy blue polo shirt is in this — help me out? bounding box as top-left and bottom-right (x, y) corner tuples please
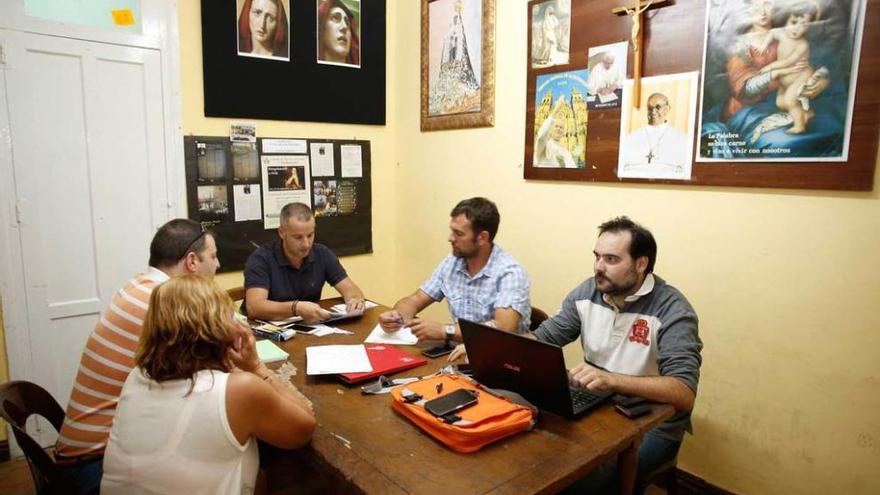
(242, 240), (347, 315)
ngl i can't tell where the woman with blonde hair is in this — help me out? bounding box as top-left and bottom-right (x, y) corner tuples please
(101, 275), (315, 494)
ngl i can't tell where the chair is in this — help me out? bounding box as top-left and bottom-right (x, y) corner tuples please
(0, 380), (74, 494)
(226, 285), (246, 302)
(529, 306), (550, 331)
(643, 457), (678, 494)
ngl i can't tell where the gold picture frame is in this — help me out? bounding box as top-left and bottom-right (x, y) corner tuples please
(421, 0), (495, 131)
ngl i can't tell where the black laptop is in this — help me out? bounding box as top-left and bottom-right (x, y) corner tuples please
(459, 319), (613, 418)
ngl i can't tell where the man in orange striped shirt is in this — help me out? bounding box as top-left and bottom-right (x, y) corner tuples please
(55, 219), (220, 494)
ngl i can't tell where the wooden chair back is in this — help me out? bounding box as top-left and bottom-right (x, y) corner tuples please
(530, 306), (550, 331)
(226, 286), (246, 301)
(0, 381), (72, 494)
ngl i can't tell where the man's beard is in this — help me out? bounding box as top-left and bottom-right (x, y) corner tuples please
(453, 245), (476, 259)
(595, 272), (639, 296)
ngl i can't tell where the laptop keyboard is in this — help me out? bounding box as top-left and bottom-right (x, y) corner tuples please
(569, 387), (610, 412)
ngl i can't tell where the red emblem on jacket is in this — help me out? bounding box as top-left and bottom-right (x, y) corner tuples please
(628, 318), (650, 346)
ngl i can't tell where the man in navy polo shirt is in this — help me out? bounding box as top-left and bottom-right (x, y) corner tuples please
(243, 202), (365, 323)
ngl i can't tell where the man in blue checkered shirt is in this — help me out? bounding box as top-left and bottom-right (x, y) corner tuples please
(379, 197), (531, 347)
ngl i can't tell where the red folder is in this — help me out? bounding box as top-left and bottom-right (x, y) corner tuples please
(338, 344), (428, 384)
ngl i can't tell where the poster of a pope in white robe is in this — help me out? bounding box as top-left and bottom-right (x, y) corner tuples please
(618, 72), (699, 180)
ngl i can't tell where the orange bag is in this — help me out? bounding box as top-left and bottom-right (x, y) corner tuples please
(390, 373), (536, 453)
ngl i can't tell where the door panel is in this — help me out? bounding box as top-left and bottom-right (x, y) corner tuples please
(88, 49), (166, 296)
(12, 47), (101, 308)
(2, 30), (168, 413)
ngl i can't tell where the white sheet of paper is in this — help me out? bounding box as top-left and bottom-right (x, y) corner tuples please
(232, 184), (262, 221)
(364, 323), (418, 346)
(308, 325), (354, 337)
(306, 345), (372, 375)
(309, 142), (335, 177)
(340, 144), (363, 178)
(262, 138), (307, 154)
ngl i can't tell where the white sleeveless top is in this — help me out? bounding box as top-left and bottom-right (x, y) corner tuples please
(101, 368), (258, 495)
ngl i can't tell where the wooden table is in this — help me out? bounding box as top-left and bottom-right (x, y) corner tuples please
(261, 299), (673, 495)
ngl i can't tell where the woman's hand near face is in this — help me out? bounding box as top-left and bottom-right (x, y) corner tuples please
(228, 321), (263, 374)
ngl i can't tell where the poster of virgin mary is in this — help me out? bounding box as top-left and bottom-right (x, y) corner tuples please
(697, 0), (866, 162)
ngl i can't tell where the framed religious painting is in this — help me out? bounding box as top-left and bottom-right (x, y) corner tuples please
(420, 0), (496, 131)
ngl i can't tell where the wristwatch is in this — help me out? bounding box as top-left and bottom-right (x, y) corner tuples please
(444, 324), (456, 345)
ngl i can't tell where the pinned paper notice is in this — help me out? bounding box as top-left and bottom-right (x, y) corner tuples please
(364, 324), (418, 346)
(340, 145), (363, 178)
(310, 143), (335, 177)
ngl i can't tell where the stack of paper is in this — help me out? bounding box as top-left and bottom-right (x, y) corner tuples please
(364, 323), (418, 346)
(329, 300), (379, 313)
(306, 345), (373, 375)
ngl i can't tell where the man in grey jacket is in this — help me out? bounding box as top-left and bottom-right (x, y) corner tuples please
(534, 216), (702, 494)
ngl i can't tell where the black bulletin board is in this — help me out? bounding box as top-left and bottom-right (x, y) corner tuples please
(200, 0), (386, 125)
(184, 136), (373, 273)
(523, 0), (880, 191)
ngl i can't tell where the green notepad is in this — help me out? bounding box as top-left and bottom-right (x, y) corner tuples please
(256, 340), (290, 364)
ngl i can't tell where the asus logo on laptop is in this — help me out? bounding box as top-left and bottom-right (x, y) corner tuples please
(503, 363), (521, 372)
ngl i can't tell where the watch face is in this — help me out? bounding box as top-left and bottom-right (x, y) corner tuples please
(445, 325), (455, 336)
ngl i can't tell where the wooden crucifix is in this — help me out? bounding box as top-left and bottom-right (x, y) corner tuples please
(612, 0), (671, 109)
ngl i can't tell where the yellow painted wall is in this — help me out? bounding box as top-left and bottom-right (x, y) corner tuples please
(177, 0), (400, 303)
(392, 1), (880, 494)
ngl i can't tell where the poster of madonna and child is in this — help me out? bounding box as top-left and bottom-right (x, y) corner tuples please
(697, 0), (866, 162)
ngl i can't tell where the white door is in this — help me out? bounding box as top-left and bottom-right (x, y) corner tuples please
(0, 29), (170, 442)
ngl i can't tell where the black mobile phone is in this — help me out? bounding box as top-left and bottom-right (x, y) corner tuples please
(424, 389), (479, 417)
(289, 323), (316, 333)
(421, 342), (455, 358)
(614, 402), (652, 419)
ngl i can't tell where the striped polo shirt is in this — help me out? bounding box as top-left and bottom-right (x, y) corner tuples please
(55, 267), (168, 459)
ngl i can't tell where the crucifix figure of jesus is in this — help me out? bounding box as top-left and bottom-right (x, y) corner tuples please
(612, 0), (671, 108)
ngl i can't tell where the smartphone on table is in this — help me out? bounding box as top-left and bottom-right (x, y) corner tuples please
(421, 342), (456, 358)
(424, 389), (479, 417)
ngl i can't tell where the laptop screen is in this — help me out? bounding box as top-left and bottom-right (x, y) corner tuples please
(458, 319), (577, 416)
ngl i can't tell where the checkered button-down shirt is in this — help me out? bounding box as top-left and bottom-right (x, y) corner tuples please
(420, 244), (531, 333)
